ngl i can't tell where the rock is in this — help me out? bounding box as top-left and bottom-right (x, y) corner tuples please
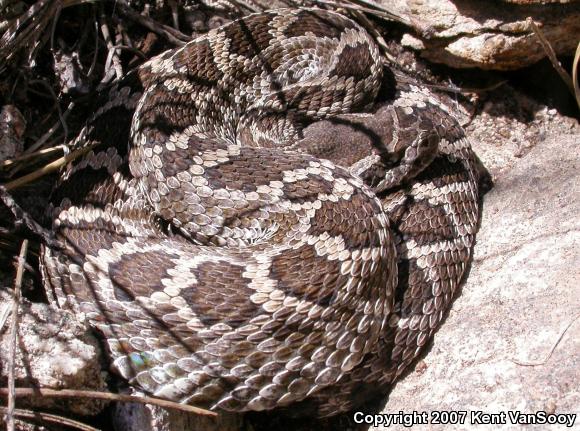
(378, 0), (580, 70)
(0, 289), (108, 416)
(0, 105), (25, 163)
(53, 49), (90, 95)
(113, 402), (243, 431)
(374, 91), (580, 429)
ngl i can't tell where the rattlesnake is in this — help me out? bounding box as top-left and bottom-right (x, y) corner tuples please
(40, 8), (483, 417)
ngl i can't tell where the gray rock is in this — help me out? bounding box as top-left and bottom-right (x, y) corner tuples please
(0, 105), (25, 163)
(379, 0), (580, 70)
(113, 402), (243, 431)
(0, 289), (108, 416)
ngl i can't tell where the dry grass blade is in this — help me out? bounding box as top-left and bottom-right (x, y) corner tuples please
(0, 406), (99, 431)
(0, 146), (65, 169)
(3, 144), (95, 191)
(22, 102), (74, 157)
(0, 388), (218, 417)
(527, 18), (576, 102)
(29, 79), (69, 141)
(5, 240), (29, 431)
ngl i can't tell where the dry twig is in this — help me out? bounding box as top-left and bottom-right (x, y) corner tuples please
(29, 79), (69, 141)
(0, 298), (11, 332)
(116, 0), (190, 46)
(3, 144), (94, 191)
(100, 11), (124, 82)
(0, 388), (217, 418)
(168, 0), (180, 30)
(4, 240), (29, 431)
(110, 44), (147, 61)
(0, 0), (59, 66)
(87, 8), (100, 78)
(0, 406), (99, 431)
(22, 101), (74, 157)
(527, 18), (576, 103)
(0, 146), (65, 170)
(511, 313), (580, 367)
(573, 41), (580, 109)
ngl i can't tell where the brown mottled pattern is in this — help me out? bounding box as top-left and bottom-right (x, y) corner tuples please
(50, 167), (123, 209)
(398, 200), (456, 244)
(171, 39), (223, 84)
(201, 148), (315, 191)
(280, 176), (335, 203)
(39, 8), (483, 418)
(333, 43), (376, 82)
(180, 260), (259, 327)
(271, 244), (345, 305)
(309, 192), (384, 249)
(109, 250), (182, 298)
(283, 9), (355, 39)
(221, 13), (277, 58)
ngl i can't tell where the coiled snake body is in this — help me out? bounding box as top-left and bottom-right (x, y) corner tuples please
(40, 8), (482, 417)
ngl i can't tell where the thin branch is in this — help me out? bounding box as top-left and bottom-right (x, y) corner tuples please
(49, 1), (63, 58)
(29, 79), (69, 142)
(397, 74), (509, 95)
(573, 41), (580, 110)
(0, 388), (218, 418)
(168, 0), (180, 30)
(511, 313), (580, 367)
(0, 0), (58, 63)
(0, 0), (21, 13)
(5, 240), (29, 431)
(527, 18), (575, 101)
(21, 101), (74, 156)
(100, 11), (123, 82)
(87, 7), (100, 78)
(0, 406), (99, 431)
(110, 44), (147, 61)
(116, 0), (190, 46)
(115, 18), (134, 49)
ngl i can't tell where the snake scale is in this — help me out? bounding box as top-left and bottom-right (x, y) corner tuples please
(39, 8), (482, 417)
